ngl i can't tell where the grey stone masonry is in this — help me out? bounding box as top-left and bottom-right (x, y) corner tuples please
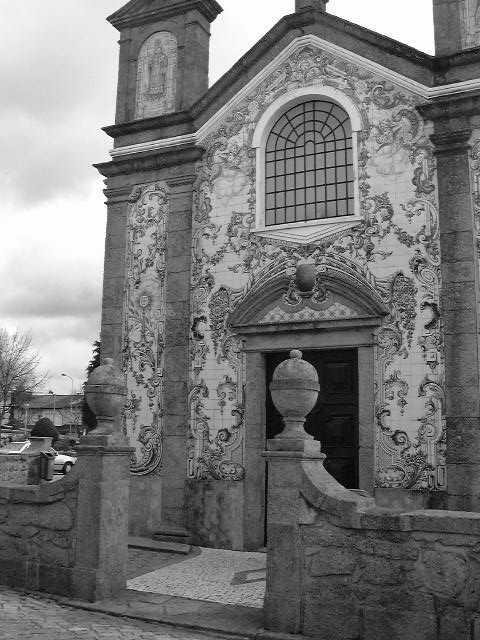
(420, 92), (480, 512)
(265, 450), (480, 640)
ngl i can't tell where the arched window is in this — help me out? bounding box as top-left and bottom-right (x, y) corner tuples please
(265, 100), (354, 227)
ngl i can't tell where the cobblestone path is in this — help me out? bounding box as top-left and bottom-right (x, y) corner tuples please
(0, 587), (227, 640)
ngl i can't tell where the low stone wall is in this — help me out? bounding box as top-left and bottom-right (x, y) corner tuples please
(265, 454), (480, 640)
(0, 470), (79, 596)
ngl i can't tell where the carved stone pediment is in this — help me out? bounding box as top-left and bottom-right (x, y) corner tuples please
(229, 256), (388, 331)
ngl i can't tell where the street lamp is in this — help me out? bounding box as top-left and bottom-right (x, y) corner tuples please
(24, 402), (30, 439)
(61, 373), (74, 436)
(48, 390), (56, 424)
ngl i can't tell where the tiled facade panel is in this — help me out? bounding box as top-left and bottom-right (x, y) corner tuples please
(188, 44), (446, 491)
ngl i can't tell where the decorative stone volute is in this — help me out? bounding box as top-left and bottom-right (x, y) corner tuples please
(85, 358), (126, 441)
(269, 350), (320, 450)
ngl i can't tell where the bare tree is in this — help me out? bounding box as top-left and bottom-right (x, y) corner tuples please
(0, 329), (47, 430)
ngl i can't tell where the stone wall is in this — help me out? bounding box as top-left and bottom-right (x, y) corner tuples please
(266, 454), (480, 639)
(0, 437), (131, 602)
(0, 470), (79, 596)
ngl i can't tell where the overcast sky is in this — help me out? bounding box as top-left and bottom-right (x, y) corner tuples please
(0, 0), (434, 394)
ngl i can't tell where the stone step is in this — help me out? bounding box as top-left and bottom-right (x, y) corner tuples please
(128, 535), (191, 555)
(152, 524), (192, 546)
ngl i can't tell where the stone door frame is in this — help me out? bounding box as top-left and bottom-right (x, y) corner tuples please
(237, 320), (379, 550)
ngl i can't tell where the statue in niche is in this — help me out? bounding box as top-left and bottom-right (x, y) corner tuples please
(146, 41), (168, 100)
(135, 31), (177, 119)
(461, 0), (480, 48)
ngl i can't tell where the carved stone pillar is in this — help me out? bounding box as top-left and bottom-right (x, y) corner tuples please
(421, 98), (480, 510)
(264, 351), (324, 634)
(73, 359), (132, 602)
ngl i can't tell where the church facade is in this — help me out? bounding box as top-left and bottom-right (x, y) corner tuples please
(96, 0), (480, 549)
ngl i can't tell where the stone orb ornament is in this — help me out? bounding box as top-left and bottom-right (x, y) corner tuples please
(85, 358), (127, 438)
(295, 263), (317, 294)
(269, 350), (320, 444)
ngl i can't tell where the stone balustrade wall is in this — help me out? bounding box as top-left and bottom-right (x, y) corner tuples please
(266, 456), (480, 640)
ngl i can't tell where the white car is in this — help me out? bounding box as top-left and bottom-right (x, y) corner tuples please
(52, 450), (77, 474)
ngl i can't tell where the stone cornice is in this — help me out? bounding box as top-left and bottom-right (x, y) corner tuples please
(419, 91), (480, 122)
(103, 111), (194, 140)
(430, 130), (473, 155)
(94, 146), (204, 178)
(107, 0), (223, 30)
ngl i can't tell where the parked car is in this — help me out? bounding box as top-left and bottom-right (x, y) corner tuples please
(51, 450), (77, 474)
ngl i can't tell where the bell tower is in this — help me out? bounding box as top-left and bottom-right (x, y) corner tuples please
(433, 0), (480, 54)
(108, 0), (223, 123)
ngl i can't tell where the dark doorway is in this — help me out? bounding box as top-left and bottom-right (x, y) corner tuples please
(265, 349), (359, 489)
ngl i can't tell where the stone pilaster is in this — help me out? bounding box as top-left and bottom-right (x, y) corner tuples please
(73, 436), (132, 602)
(427, 118), (480, 510)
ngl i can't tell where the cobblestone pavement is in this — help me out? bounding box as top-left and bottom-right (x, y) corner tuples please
(128, 548), (266, 608)
(0, 587), (229, 640)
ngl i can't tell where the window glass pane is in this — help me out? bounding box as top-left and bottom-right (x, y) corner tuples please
(326, 185), (336, 201)
(295, 157), (304, 172)
(276, 209), (286, 225)
(306, 155), (315, 171)
(337, 183), (347, 199)
(297, 190), (305, 205)
(337, 200), (347, 217)
(266, 162), (275, 177)
(326, 201), (338, 218)
(316, 186), (326, 202)
(337, 166), (346, 181)
(286, 159), (295, 174)
(326, 152), (336, 168)
(276, 176), (285, 191)
(306, 204), (316, 219)
(266, 178), (275, 193)
(286, 191), (295, 206)
(266, 194), (275, 209)
(286, 174), (294, 190)
(286, 207), (295, 223)
(266, 211), (275, 226)
(277, 192), (285, 207)
(306, 187), (315, 203)
(306, 171), (315, 187)
(296, 173), (305, 189)
(326, 168), (336, 184)
(296, 205), (306, 220)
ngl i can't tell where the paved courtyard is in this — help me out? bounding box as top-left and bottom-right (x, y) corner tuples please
(128, 547), (266, 608)
(0, 587), (233, 640)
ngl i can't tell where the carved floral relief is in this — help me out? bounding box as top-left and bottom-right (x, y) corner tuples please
(123, 183), (168, 475)
(187, 43), (445, 490)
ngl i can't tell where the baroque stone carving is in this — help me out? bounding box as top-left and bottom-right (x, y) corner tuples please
(123, 183), (168, 475)
(189, 42), (444, 489)
(135, 32), (177, 119)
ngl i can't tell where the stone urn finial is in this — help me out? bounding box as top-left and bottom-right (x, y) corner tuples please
(269, 350), (320, 449)
(85, 358), (126, 440)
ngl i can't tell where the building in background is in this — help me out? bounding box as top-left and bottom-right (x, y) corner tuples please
(96, 0), (480, 549)
(14, 394), (83, 434)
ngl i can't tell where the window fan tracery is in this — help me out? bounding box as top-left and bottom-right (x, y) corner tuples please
(265, 100), (354, 226)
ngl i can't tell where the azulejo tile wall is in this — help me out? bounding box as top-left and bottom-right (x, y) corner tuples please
(122, 182), (168, 475)
(188, 44), (446, 491)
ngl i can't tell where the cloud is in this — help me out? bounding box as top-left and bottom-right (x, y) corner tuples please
(0, 0), (120, 208)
